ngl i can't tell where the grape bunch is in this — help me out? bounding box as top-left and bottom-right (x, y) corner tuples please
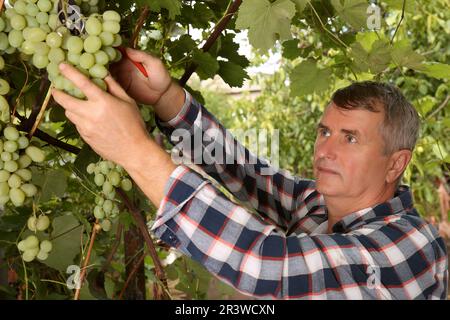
(86, 160), (132, 231)
(0, 0), (123, 98)
(0, 124), (45, 206)
(0, 56), (10, 122)
(17, 234), (52, 262)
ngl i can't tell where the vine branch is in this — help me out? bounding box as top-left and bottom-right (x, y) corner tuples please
(115, 188), (169, 299)
(390, 0), (406, 44)
(179, 0), (243, 86)
(131, 5), (150, 48)
(427, 95), (450, 120)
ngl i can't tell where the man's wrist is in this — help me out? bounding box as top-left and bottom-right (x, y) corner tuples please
(154, 81), (186, 122)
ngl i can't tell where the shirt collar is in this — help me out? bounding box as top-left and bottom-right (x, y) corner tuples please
(331, 185), (417, 233)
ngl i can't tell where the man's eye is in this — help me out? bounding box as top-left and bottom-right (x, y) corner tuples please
(346, 135), (357, 143)
(318, 129), (330, 137)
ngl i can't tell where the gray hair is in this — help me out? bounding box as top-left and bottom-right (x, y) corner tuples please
(331, 81), (420, 155)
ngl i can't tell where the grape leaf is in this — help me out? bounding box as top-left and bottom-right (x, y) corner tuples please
(218, 61), (249, 87)
(391, 40), (425, 70)
(41, 215), (83, 272)
(382, 0), (417, 12)
(136, 0), (182, 19)
(31, 168), (68, 203)
(236, 0), (296, 52)
(292, 0), (311, 13)
(217, 34), (250, 68)
(192, 50), (220, 80)
(331, 0), (368, 30)
(282, 39), (300, 59)
(289, 60), (332, 96)
(420, 63), (450, 80)
(350, 38), (391, 74)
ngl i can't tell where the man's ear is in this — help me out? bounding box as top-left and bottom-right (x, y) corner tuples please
(386, 150), (412, 184)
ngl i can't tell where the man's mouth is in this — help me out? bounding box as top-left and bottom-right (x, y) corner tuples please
(317, 166), (339, 175)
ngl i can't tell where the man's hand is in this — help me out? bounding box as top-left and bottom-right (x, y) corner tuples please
(52, 63), (150, 168)
(52, 63), (176, 207)
(110, 48), (185, 122)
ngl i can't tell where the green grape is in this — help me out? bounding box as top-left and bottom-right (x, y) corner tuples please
(67, 52), (80, 65)
(63, 78), (74, 92)
(47, 13), (59, 30)
(27, 216), (37, 231)
(21, 183), (38, 197)
(10, 188), (25, 206)
(107, 171), (120, 186)
(36, 250), (48, 261)
(26, 3), (40, 17)
(22, 248), (38, 262)
(83, 35), (101, 53)
(94, 173), (105, 186)
(0, 79), (10, 95)
(14, 1), (28, 15)
(4, 9), (18, 20)
(86, 163), (96, 174)
(103, 10), (121, 23)
(71, 87), (85, 99)
(24, 235), (39, 249)
(25, 15), (39, 28)
(18, 154), (32, 169)
(94, 50), (109, 65)
(10, 14), (27, 31)
(0, 140), (3, 152)
(4, 126), (19, 141)
(89, 64), (107, 79)
(1, 152), (11, 162)
(37, 0), (52, 12)
(40, 240), (52, 253)
(99, 31), (114, 46)
(66, 36), (83, 53)
(0, 96), (9, 114)
(4, 141), (18, 153)
(85, 16), (102, 36)
(4, 160), (18, 173)
(21, 40), (35, 54)
(25, 27), (46, 42)
(95, 195), (104, 205)
(121, 178), (132, 191)
(36, 12), (49, 25)
(103, 46), (116, 61)
(52, 75), (65, 90)
(0, 17), (5, 33)
(17, 240), (27, 252)
(0, 181), (9, 196)
(112, 34), (122, 47)
(0, 32), (9, 50)
(105, 190), (115, 200)
(25, 146), (45, 162)
(12, 152), (19, 161)
(36, 215), (50, 231)
(46, 61), (59, 77)
(8, 29), (24, 48)
(99, 161), (108, 174)
(16, 169), (32, 181)
(103, 199), (113, 213)
(7, 173), (22, 189)
(32, 53), (49, 68)
(33, 41), (50, 55)
(46, 32), (62, 48)
(0, 170), (10, 183)
(79, 52), (95, 69)
(39, 23), (51, 34)
(0, 56), (5, 70)
(101, 219), (112, 232)
(48, 47), (65, 63)
(102, 180), (113, 194)
(94, 205), (105, 219)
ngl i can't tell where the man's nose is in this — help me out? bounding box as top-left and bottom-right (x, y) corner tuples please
(315, 136), (337, 160)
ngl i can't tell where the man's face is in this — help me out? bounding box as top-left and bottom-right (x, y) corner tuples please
(313, 102), (390, 199)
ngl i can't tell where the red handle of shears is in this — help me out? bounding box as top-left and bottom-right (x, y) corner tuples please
(117, 47), (148, 78)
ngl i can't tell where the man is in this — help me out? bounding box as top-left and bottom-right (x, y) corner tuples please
(52, 48), (448, 299)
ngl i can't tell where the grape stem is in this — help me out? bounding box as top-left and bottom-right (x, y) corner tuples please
(74, 221), (100, 300)
(130, 5), (150, 48)
(179, 0), (243, 86)
(0, 0), (4, 12)
(29, 86), (53, 138)
(115, 188), (170, 300)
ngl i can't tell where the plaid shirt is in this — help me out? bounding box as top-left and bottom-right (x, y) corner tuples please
(150, 90), (448, 300)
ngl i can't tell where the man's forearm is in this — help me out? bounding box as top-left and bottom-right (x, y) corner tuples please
(121, 137), (177, 208)
(153, 81), (186, 122)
